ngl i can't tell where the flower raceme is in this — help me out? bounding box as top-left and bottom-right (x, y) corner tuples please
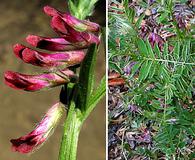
(4, 4), (100, 154)
(10, 102), (64, 154)
(4, 5), (100, 92)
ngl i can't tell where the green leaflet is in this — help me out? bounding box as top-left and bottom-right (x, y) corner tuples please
(78, 44), (97, 111)
(137, 38), (148, 56)
(123, 0), (135, 23)
(135, 13), (145, 28)
(139, 60), (153, 82)
(129, 61), (143, 79)
(148, 61), (157, 79)
(146, 39), (155, 58)
(163, 42), (169, 61)
(173, 42), (180, 61)
(154, 43), (161, 58)
(83, 75), (106, 121)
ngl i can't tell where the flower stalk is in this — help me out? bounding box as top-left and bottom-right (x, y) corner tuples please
(58, 1), (106, 159)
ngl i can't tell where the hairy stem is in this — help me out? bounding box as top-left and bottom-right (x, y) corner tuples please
(58, 101), (82, 160)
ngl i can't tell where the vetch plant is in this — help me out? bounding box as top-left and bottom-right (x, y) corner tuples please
(4, 1), (105, 160)
(108, 0), (194, 159)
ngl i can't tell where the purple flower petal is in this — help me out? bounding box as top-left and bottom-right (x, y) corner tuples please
(124, 62), (137, 75)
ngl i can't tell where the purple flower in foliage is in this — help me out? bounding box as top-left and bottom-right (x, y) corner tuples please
(124, 62), (137, 75)
(175, 14), (187, 29)
(11, 102), (64, 153)
(174, 4), (193, 29)
(4, 69), (76, 91)
(13, 44), (85, 68)
(148, 0), (156, 5)
(148, 32), (164, 50)
(137, 129), (152, 144)
(129, 104), (139, 113)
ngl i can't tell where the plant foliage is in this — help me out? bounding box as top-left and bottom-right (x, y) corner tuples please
(108, 0), (195, 159)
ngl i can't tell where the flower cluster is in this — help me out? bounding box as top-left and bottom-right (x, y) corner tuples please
(173, 3), (194, 29)
(4, 5), (100, 153)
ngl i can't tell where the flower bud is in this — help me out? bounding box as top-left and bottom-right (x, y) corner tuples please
(44, 5), (100, 32)
(4, 69), (76, 91)
(10, 102), (64, 154)
(26, 35), (88, 51)
(13, 44), (85, 68)
(51, 16), (100, 46)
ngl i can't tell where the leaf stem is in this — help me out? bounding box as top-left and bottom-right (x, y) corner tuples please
(143, 57), (195, 66)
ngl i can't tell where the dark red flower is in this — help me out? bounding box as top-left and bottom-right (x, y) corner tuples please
(13, 44), (85, 68)
(26, 35), (87, 51)
(50, 16), (100, 46)
(43, 5), (100, 32)
(4, 69), (76, 91)
(11, 102), (64, 153)
(4, 3), (100, 154)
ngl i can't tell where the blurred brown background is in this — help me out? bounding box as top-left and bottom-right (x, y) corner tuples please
(0, 0), (105, 160)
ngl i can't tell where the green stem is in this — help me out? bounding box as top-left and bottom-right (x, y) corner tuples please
(143, 57), (195, 66)
(58, 101), (82, 160)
